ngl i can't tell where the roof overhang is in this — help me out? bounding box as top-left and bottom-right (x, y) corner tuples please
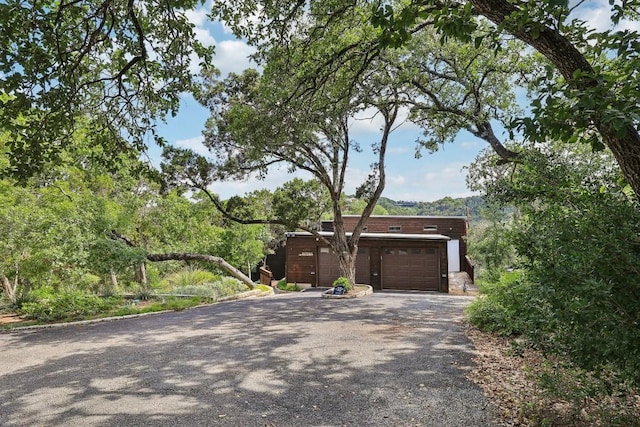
(286, 231), (450, 241)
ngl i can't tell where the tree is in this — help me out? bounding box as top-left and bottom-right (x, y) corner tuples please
(164, 6), (408, 286)
(212, 0), (640, 199)
(0, 0), (214, 181)
(395, 25), (528, 161)
(373, 0), (640, 198)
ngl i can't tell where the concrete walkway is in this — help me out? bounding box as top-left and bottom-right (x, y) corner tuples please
(0, 291), (495, 426)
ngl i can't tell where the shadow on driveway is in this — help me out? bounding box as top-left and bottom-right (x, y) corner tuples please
(0, 292), (496, 426)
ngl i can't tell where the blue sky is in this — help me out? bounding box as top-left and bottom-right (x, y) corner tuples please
(153, 1), (625, 202)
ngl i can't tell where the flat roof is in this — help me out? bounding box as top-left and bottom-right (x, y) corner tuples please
(324, 215), (468, 220)
(288, 231), (450, 241)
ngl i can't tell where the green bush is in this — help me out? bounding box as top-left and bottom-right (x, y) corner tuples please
(161, 268), (219, 288)
(76, 273), (102, 292)
(468, 145), (640, 385)
(20, 289), (121, 322)
(276, 282), (301, 292)
(467, 271), (544, 336)
(166, 277), (249, 299)
(332, 276), (352, 292)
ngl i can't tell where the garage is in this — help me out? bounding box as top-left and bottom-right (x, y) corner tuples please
(381, 247), (440, 291)
(286, 231), (450, 292)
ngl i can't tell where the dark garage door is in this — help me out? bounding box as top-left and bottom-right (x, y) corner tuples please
(318, 247), (371, 286)
(381, 247), (439, 291)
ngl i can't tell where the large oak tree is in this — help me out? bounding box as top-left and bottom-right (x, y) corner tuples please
(213, 0), (640, 198)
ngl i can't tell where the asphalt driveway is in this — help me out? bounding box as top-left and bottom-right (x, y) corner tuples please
(0, 290), (496, 426)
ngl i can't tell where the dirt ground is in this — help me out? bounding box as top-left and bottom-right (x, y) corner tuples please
(0, 313), (23, 325)
(465, 326), (640, 426)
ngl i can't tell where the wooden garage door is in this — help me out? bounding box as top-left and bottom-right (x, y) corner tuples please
(381, 247), (439, 291)
(318, 247), (340, 286)
(355, 247), (370, 284)
(318, 246), (371, 286)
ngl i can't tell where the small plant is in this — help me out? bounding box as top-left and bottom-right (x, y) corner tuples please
(276, 282), (301, 292)
(332, 276), (352, 292)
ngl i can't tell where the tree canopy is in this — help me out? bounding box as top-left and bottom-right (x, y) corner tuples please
(212, 0), (640, 198)
(0, 0), (214, 181)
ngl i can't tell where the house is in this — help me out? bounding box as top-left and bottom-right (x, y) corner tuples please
(285, 215), (471, 292)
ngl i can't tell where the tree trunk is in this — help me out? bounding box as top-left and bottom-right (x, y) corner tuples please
(336, 249), (357, 286)
(146, 252), (255, 289)
(1, 275), (17, 304)
(109, 269), (118, 288)
(331, 212), (358, 286)
(135, 263), (147, 286)
(471, 0), (640, 198)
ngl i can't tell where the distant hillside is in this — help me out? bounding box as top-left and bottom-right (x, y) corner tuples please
(346, 195), (485, 221)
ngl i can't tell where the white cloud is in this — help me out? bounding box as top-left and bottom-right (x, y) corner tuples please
(185, 7), (208, 27)
(349, 106), (417, 134)
(378, 161), (478, 202)
(189, 156), (477, 203)
(388, 175), (406, 186)
(214, 40), (257, 75)
(175, 136), (211, 157)
(194, 27), (216, 48)
(349, 107), (386, 133)
(571, 0), (640, 33)
(211, 166), (313, 199)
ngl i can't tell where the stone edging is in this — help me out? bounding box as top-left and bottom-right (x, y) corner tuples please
(321, 285), (374, 299)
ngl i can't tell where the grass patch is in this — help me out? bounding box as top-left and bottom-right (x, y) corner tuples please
(111, 296), (205, 316)
(277, 282), (302, 292)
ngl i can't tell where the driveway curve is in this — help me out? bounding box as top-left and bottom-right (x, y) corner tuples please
(0, 291), (496, 426)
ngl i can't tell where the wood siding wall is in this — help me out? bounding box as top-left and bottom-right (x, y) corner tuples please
(322, 216), (468, 274)
(335, 216), (467, 239)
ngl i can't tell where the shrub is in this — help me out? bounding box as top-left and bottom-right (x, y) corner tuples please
(76, 273), (102, 292)
(332, 276), (352, 292)
(466, 271), (550, 338)
(276, 282), (301, 292)
(166, 277), (249, 299)
(161, 268), (219, 288)
(20, 289), (121, 322)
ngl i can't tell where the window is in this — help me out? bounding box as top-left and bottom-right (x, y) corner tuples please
(388, 225), (401, 232)
(412, 248), (421, 255)
(384, 248), (394, 255)
(425, 248), (436, 255)
(398, 249), (408, 255)
(358, 247), (367, 255)
(320, 247), (330, 254)
(423, 225), (438, 231)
